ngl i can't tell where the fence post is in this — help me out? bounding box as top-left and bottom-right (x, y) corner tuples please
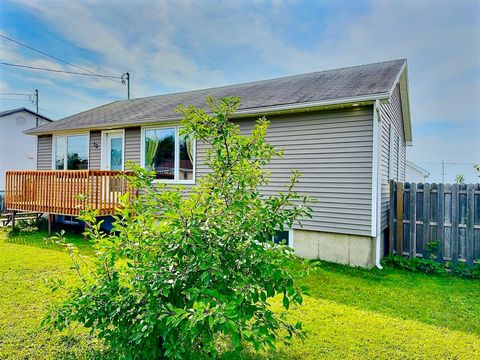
(466, 184), (474, 265)
(409, 183), (416, 257)
(396, 182), (404, 256)
(422, 183), (431, 259)
(436, 183), (445, 262)
(389, 180), (395, 255)
(451, 184), (459, 263)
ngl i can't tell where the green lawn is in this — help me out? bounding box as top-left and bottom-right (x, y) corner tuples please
(1, 228), (479, 359)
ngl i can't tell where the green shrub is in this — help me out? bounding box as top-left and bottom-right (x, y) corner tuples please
(383, 255), (480, 279)
(44, 97), (312, 359)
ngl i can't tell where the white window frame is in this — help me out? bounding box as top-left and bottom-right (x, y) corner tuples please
(140, 124), (196, 184)
(271, 228), (294, 248)
(101, 129), (125, 171)
(52, 132), (90, 170)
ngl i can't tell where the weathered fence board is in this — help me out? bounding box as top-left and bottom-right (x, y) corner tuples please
(389, 181), (480, 264)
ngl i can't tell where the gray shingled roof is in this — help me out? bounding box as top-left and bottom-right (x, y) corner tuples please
(27, 59), (406, 134)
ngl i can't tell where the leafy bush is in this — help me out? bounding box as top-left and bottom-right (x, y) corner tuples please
(383, 255), (480, 279)
(44, 97), (312, 359)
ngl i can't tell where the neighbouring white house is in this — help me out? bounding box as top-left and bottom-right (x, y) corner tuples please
(0, 108), (51, 192)
(406, 160), (430, 183)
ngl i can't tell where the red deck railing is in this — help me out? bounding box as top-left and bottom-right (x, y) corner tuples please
(5, 170), (136, 216)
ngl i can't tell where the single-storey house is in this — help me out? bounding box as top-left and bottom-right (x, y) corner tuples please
(8, 59), (411, 267)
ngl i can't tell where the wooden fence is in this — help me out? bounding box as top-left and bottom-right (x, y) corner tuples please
(389, 181), (480, 264)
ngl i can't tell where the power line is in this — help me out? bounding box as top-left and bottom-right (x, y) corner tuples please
(0, 33), (122, 84)
(0, 92), (32, 96)
(1, 61), (122, 79)
(39, 107), (64, 117)
(0, 97), (31, 102)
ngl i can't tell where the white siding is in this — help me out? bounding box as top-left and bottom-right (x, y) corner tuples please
(0, 112), (47, 189)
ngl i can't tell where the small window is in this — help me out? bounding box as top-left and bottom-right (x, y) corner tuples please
(54, 134), (89, 170)
(143, 126), (195, 182)
(272, 230), (291, 246)
(59, 215), (79, 224)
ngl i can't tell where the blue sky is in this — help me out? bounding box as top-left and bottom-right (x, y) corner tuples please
(0, 0), (479, 182)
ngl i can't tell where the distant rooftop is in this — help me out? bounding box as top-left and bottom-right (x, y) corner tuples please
(0, 107), (52, 122)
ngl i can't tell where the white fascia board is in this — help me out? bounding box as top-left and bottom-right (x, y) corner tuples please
(387, 59), (413, 145)
(388, 60), (407, 97)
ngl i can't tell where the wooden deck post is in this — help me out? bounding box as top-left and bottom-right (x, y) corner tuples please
(11, 210), (17, 231)
(47, 213), (53, 235)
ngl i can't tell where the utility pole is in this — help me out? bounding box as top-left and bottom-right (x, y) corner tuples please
(121, 72), (130, 99)
(34, 89), (38, 113)
(34, 89), (39, 126)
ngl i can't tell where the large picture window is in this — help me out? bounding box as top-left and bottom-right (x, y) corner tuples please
(143, 126), (195, 182)
(54, 134), (89, 170)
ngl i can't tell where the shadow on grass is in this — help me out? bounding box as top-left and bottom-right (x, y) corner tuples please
(2, 228), (94, 254)
(49, 333), (114, 360)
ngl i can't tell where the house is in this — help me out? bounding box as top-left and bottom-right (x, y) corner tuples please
(406, 160), (430, 183)
(0, 107), (51, 194)
(6, 59), (412, 267)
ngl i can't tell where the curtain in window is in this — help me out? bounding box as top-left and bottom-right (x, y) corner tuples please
(185, 134), (194, 165)
(145, 137), (159, 170)
(144, 128), (175, 179)
(179, 133), (194, 180)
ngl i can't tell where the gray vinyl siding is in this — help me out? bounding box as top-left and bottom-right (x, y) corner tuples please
(89, 131), (101, 170)
(380, 84), (406, 229)
(195, 108), (374, 236)
(125, 127), (141, 165)
(33, 108), (375, 236)
(121, 108), (374, 236)
(37, 135), (52, 170)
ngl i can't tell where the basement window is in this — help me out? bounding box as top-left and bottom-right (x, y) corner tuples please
(272, 229), (292, 246)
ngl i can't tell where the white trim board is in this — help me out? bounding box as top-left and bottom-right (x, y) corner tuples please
(101, 129), (125, 171)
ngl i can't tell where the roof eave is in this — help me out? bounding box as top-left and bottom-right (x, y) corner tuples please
(390, 60), (413, 146)
(0, 107), (52, 122)
(26, 93), (391, 135)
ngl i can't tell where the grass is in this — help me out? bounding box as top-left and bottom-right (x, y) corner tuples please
(0, 228), (479, 359)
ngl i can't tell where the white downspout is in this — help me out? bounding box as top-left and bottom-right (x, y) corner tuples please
(373, 100), (383, 269)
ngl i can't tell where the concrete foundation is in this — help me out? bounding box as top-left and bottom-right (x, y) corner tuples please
(293, 229), (376, 268)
